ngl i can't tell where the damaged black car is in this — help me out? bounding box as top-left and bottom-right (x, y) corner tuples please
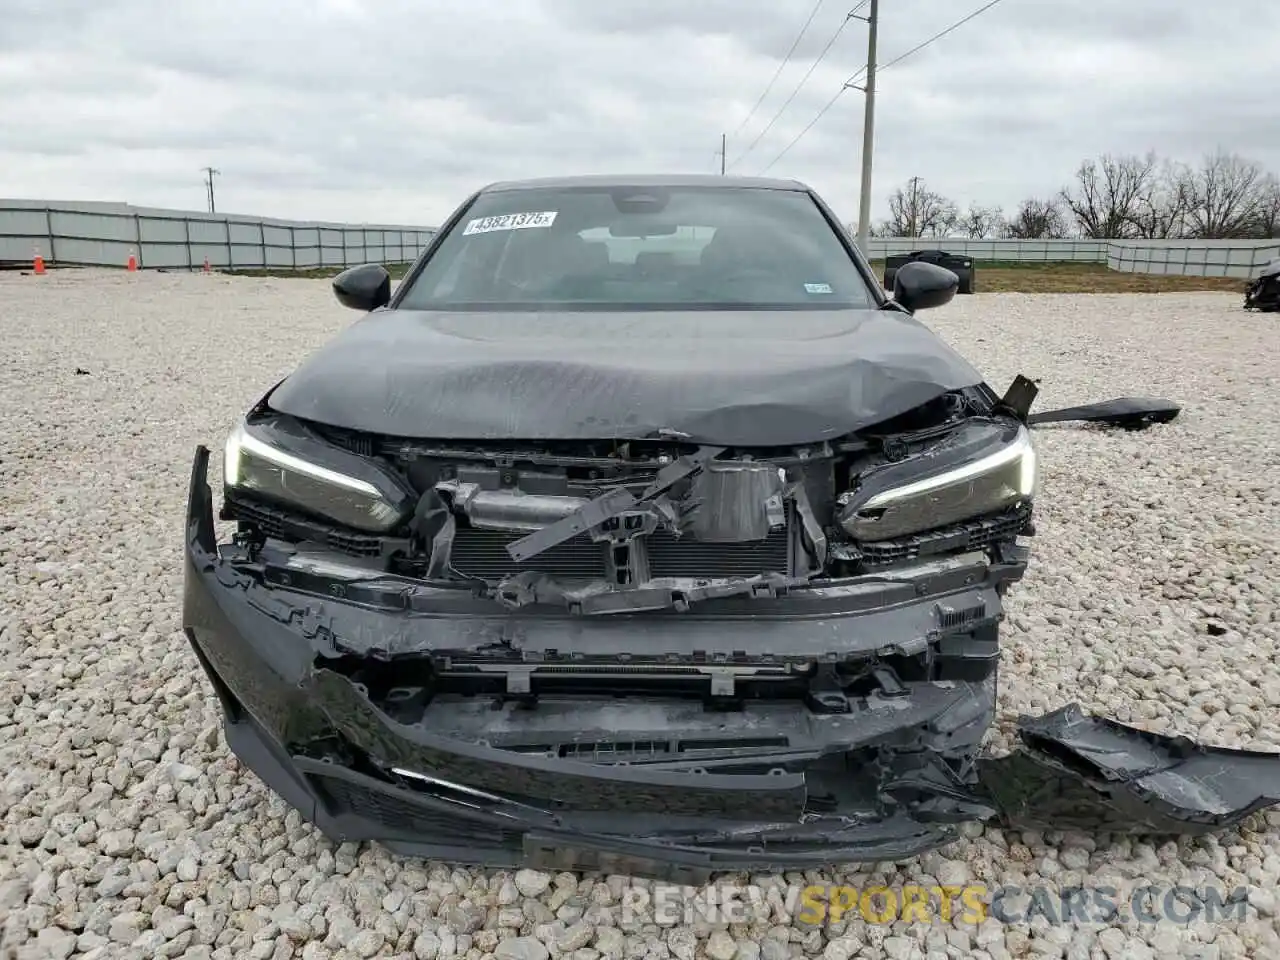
(183, 175), (1280, 882)
(1245, 257), (1280, 312)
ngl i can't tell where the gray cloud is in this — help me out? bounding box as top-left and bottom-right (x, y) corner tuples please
(1, 0), (1276, 226)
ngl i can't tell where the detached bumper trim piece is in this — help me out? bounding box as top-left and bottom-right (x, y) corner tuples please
(1027, 397), (1180, 430)
(983, 704), (1280, 834)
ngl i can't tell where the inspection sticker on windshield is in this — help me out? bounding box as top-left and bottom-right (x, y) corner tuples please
(805, 282), (833, 294)
(462, 211), (558, 236)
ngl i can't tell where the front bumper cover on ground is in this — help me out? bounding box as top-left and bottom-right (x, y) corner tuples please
(182, 446), (1280, 881)
(980, 705), (1280, 835)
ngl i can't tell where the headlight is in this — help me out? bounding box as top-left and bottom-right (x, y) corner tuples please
(838, 421), (1036, 542)
(224, 416), (415, 533)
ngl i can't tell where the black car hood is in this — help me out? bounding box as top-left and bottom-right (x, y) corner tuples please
(267, 308), (986, 446)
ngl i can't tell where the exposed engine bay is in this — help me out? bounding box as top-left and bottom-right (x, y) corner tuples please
(222, 383), (1035, 617)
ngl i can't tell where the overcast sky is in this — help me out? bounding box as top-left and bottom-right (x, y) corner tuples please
(2, 0), (1276, 228)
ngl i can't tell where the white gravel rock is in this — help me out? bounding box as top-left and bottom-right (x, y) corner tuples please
(706, 930), (739, 960)
(32, 928), (76, 959)
(516, 869), (554, 898)
(595, 925), (626, 957)
(2, 273), (1278, 959)
(496, 936), (552, 960)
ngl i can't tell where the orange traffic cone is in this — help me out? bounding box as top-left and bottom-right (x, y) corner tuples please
(33, 246), (45, 275)
(126, 249), (138, 272)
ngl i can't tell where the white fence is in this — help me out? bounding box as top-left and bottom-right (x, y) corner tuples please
(864, 238), (1110, 263)
(4, 198), (1277, 278)
(0, 199), (437, 271)
(862, 237), (1278, 278)
(1106, 240), (1280, 279)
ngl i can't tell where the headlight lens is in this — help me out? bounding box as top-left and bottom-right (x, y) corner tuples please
(224, 417), (415, 533)
(839, 422), (1036, 541)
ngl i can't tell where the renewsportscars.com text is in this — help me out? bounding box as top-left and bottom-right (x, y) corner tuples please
(617, 883), (1252, 927)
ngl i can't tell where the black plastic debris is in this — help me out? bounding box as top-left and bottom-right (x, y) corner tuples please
(998, 374), (1040, 420)
(1028, 397), (1181, 430)
(981, 703), (1280, 834)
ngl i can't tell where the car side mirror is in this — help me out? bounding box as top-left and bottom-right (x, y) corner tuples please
(892, 261), (958, 312)
(333, 263), (391, 312)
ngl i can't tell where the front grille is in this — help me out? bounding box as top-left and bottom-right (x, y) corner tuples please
(448, 524), (791, 582)
(858, 503), (1032, 567)
(308, 771), (524, 849)
(449, 529), (605, 581)
(646, 528), (790, 578)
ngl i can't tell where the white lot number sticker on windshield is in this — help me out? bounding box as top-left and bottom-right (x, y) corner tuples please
(805, 282), (833, 294)
(462, 211), (558, 236)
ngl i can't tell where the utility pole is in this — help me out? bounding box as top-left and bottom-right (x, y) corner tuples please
(202, 167), (220, 213)
(717, 133), (727, 175)
(908, 175), (920, 238)
(854, 0), (878, 252)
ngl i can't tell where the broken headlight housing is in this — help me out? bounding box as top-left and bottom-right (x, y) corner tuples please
(838, 420), (1036, 541)
(223, 416), (415, 533)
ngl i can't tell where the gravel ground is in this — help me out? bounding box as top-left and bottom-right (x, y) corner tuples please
(2, 269), (1278, 960)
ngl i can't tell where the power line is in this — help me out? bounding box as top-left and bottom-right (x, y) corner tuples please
(879, 0), (1006, 73)
(727, 7), (859, 172)
(755, 0), (1007, 176)
(731, 0), (827, 140)
(757, 86), (849, 174)
(757, 61), (866, 174)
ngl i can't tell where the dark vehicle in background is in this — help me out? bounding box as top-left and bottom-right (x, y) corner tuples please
(883, 249), (976, 295)
(1244, 257), (1280, 312)
(183, 175), (1279, 881)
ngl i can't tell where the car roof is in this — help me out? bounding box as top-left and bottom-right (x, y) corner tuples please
(478, 173), (811, 194)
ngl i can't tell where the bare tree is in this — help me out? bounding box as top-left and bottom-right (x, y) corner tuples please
(1130, 160), (1193, 239)
(957, 205), (1005, 239)
(1184, 151), (1267, 239)
(1061, 152), (1157, 238)
(1250, 174), (1280, 238)
(884, 177), (959, 238)
(867, 149), (1280, 242)
(1004, 197), (1069, 239)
